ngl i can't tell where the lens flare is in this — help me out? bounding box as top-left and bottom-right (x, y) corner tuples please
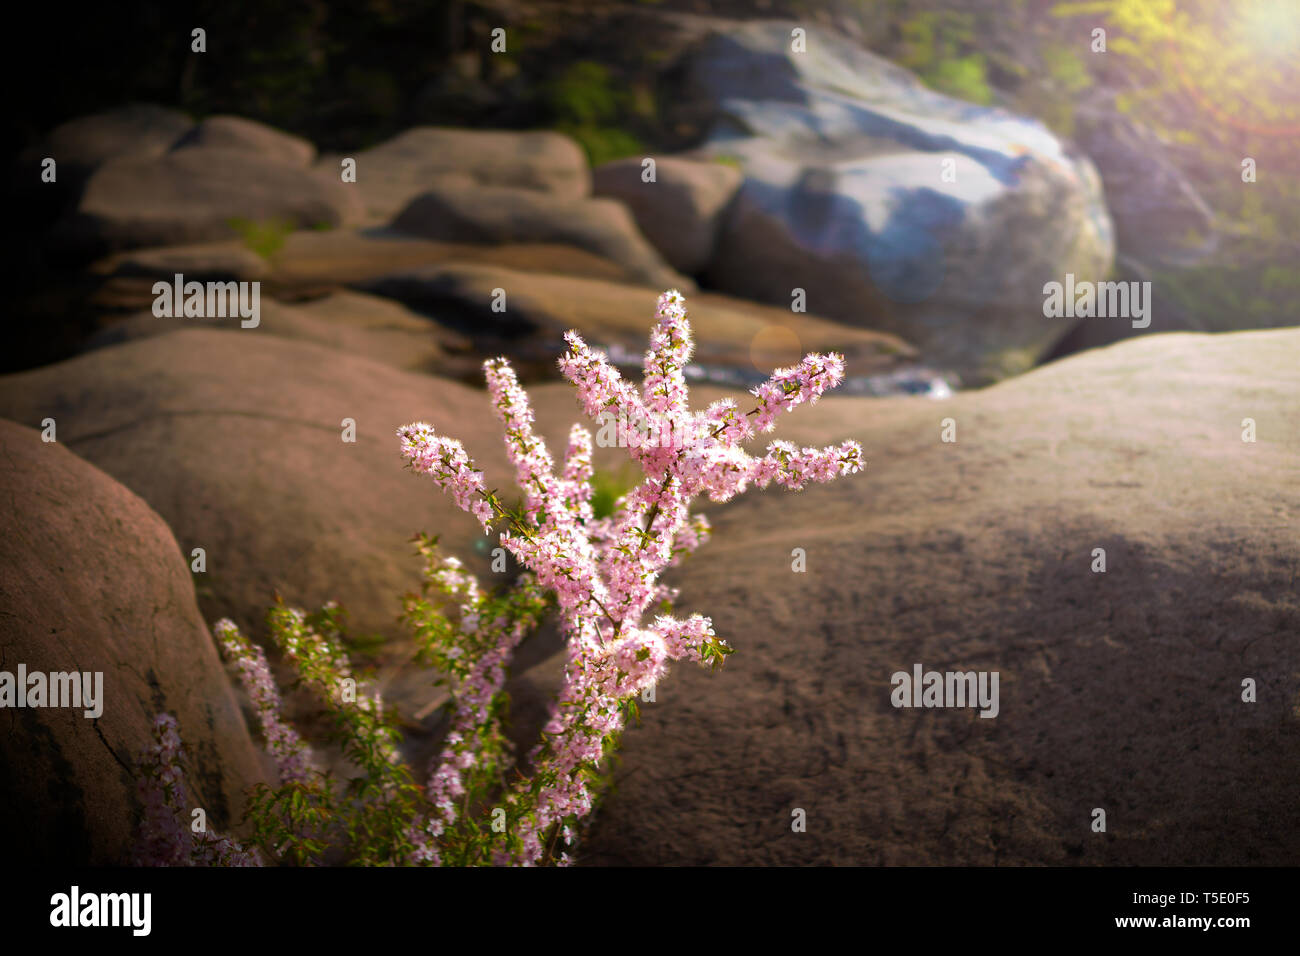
(1236, 0), (1300, 58)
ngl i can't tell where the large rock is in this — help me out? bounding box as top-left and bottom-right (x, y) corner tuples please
(171, 115), (316, 168)
(391, 182), (692, 291)
(0, 333), (513, 653)
(19, 104), (194, 185)
(56, 147), (365, 253)
(83, 290), (469, 376)
(578, 328), (1300, 865)
(0, 419), (270, 865)
(1073, 105), (1217, 270)
(328, 127), (590, 224)
(90, 240), (272, 283)
(670, 21), (1115, 380)
(354, 262), (915, 381)
(86, 229), (639, 314)
(592, 156), (743, 274)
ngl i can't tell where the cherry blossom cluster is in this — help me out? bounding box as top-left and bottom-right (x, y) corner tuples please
(399, 289), (864, 864)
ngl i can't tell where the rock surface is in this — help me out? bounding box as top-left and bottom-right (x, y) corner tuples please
(171, 115), (317, 168)
(571, 328), (1300, 865)
(0, 418), (270, 865)
(1073, 105), (1217, 269)
(19, 104), (194, 185)
(354, 262), (915, 380)
(592, 156), (743, 274)
(391, 183), (693, 291)
(0, 332), (513, 656)
(88, 229), (641, 314)
(57, 148), (365, 253)
(329, 127), (591, 224)
(83, 290), (469, 376)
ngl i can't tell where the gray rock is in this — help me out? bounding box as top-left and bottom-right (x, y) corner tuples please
(91, 241), (272, 282)
(353, 262), (912, 379)
(579, 328), (1300, 865)
(0, 332), (655, 745)
(0, 332), (520, 657)
(592, 156), (743, 274)
(673, 20), (1115, 379)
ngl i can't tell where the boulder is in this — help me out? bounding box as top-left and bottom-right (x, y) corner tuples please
(86, 229), (638, 314)
(0, 418), (270, 865)
(1073, 105), (1217, 269)
(261, 228), (636, 290)
(171, 115), (316, 168)
(391, 183), (692, 291)
(578, 328), (1300, 865)
(669, 20), (1115, 380)
(56, 147), (365, 253)
(0, 333), (512, 652)
(353, 262), (914, 380)
(592, 156), (742, 274)
(84, 290), (467, 376)
(327, 127), (590, 224)
(19, 104), (194, 185)
(91, 240), (272, 283)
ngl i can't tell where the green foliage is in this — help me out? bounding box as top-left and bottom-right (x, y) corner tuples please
(227, 216), (295, 259)
(246, 599), (423, 866)
(560, 125), (646, 168)
(544, 60), (646, 166)
(243, 535), (578, 866)
(896, 11), (994, 104)
(589, 467), (638, 520)
(924, 54), (995, 105)
(1045, 44), (1091, 95)
(400, 534), (555, 866)
(547, 61), (621, 128)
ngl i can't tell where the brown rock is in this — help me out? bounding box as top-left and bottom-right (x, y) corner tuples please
(353, 263), (915, 380)
(328, 127), (590, 224)
(83, 291), (467, 376)
(391, 184), (692, 291)
(59, 148), (365, 253)
(171, 115), (317, 168)
(0, 418), (271, 865)
(573, 328), (1300, 865)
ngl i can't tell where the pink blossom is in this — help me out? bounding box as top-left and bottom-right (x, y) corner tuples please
(398, 289), (864, 864)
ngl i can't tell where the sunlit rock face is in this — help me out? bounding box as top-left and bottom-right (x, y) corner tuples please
(674, 20), (1115, 381)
